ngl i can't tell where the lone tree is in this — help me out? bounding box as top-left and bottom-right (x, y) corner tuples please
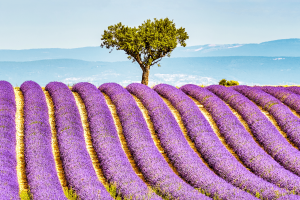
(100, 18), (189, 85)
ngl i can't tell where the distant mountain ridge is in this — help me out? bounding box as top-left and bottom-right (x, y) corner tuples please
(0, 38), (299, 62)
(1, 57), (299, 87)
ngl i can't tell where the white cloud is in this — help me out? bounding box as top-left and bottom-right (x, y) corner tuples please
(209, 44), (217, 47)
(228, 45), (242, 49)
(273, 58), (285, 60)
(195, 47), (203, 51)
(151, 74), (218, 87)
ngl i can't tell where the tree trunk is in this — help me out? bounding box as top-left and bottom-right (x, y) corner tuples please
(141, 66), (150, 85)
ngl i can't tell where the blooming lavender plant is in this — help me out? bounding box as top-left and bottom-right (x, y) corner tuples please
(72, 82), (161, 200)
(45, 81), (113, 200)
(128, 83), (257, 199)
(20, 81), (67, 199)
(261, 86), (300, 114)
(208, 85), (300, 185)
(233, 86), (300, 153)
(286, 86), (300, 97)
(100, 82), (210, 200)
(154, 83), (291, 199)
(0, 81), (20, 199)
(180, 84), (300, 194)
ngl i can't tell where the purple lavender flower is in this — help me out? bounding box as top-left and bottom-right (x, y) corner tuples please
(72, 82), (161, 200)
(181, 84), (300, 194)
(286, 86), (300, 97)
(100, 82), (209, 200)
(20, 81), (67, 199)
(0, 81), (20, 199)
(261, 86), (300, 114)
(127, 83), (257, 199)
(46, 81), (113, 200)
(154, 83), (290, 199)
(208, 85), (300, 189)
(233, 85), (300, 154)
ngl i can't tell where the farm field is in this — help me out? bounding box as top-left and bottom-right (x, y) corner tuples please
(2, 80), (300, 199)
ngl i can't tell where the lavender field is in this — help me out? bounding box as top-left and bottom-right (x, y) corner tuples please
(2, 80), (300, 200)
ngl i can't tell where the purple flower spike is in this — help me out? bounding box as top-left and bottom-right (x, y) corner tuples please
(181, 84), (300, 194)
(128, 83), (257, 199)
(72, 82), (161, 200)
(20, 80), (67, 199)
(153, 83), (290, 199)
(261, 86), (300, 114)
(233, 85), (300, 154)
(0, 81), (20, 200)
(100, 82), (209, 200)
(46, 81), (113, 200)
(286, 86), (300, 98)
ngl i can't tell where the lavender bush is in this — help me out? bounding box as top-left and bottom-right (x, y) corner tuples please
(261, 86), (300, 114)
(72, 82), (161, 200)
(286, 86), (300, 97)
(45, 81), (112, 200)
(100, 83), (209, 200)
(128, 83), (257, 199)
(208, 85), (300, 185)
(154, 83), (290, 199)
(233, 86), (300, 152)
(20, 81), (67, 199)
(0, 81), (20, 199)
(180, 84), (300, 194)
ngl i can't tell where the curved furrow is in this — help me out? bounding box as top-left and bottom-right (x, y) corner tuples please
(72, 82), (161, 200)
(159, 96), (214, 176)
(261, 86), (300, 115)
(100, 83), (209, 200)
(154, 83), (290, 199)
(132, 95), (182, 178)
(20, 81), (67, 199)
(103, 93), (150, 186)
(180, 84), (300, 194)
(208, 85), (300, 184)
(45, 82), (113, 200)
(14, 86), (32, 198)
(0, 81), (19, 199)
(233, 86), (300, 151)
(43, 88), (71, 195)
(127, 83), (256, 199)
(287, 87), (300, 97)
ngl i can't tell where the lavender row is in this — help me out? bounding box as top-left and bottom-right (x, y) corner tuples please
(286, 86), (300, 97)
(45, 82), (112, 200)
(100, 83), (209, 200)
(154, 83), (290, 199)
(0, 81), (19, 199)
(128, 83), (256, 199)
(233, 86), (300, 153)
(181, 84), (300, 195)
(209, 85), (300, 189)
(261, 86), (300, 114)
(72, 82), (161, 200)
(20, 81), (67, 199)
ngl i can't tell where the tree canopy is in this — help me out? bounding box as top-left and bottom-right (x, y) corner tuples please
(100, 17), (189, 85)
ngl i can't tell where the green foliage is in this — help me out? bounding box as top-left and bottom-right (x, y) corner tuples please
(63, 187), (78, 200)
(100, 17), (188, 68)
(218, 79), (227, 86)
(218, 79), (239, 86)
(100, 17), (189, 85)
(20, 189), (32, 200)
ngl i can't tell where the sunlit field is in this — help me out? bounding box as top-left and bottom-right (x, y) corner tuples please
(1, 80), (300, 200)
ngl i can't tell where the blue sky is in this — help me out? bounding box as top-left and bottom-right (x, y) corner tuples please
(1, 0), (299, 49)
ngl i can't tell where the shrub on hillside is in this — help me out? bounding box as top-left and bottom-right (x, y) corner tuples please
(218, 79), (239, 86)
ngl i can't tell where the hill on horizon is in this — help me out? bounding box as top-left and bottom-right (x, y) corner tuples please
(0, 38), (299, 62)
(1, 56), (299, 87)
